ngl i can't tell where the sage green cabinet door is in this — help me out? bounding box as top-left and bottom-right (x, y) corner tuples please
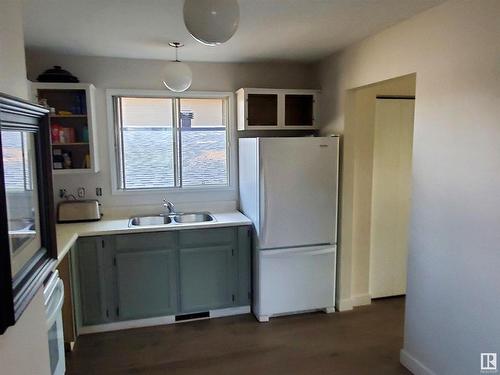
(116, 249), (177, 320)
(237, 226), (252, 305)
(179, 246), (235, 312)
(76, 237), (108, 325)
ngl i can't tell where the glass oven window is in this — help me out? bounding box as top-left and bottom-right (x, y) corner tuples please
(1, 130), (41, 276)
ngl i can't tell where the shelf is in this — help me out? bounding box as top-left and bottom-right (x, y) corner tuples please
(52, 143), (89, 147)
(53, 168), (93, 175)
(31, 82), (99, 173)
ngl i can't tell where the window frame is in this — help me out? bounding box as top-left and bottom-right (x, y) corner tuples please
(106, 89), (236, 195)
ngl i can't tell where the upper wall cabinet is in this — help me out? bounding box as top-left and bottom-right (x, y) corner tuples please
(31, 82), (99, 174)
(236, 88), (319, 131)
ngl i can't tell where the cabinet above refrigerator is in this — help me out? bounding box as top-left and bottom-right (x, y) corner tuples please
(236, 88), (319, 131)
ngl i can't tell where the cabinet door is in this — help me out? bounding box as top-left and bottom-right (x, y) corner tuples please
(236, 226), (252, 306)
(179, 246), (235, 312)
(116, 249), (177, 320)
(75, 237), (108, 325)
(284, 93), (315, 127)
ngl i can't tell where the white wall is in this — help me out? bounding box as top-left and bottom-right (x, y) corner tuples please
(318, 0), (500, 373)
(26, 51), (318, 216)
(0, 2), (50, 374)
(0, 289), (50, 375)
(0, 0), (28, 99)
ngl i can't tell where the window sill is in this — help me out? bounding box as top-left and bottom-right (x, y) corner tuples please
(111, 185), (236, 196)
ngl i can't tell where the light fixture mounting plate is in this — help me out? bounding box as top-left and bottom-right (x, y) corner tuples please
(168, 42), (184, 48)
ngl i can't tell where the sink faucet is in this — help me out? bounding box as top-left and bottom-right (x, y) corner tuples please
(162, 199), (175, 215)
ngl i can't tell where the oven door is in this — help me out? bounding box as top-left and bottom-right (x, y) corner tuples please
(45, 272), (65, 375)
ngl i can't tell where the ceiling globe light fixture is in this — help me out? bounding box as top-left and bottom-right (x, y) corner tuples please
(183, 0), (240, 46)
(162, 42), (192, 92)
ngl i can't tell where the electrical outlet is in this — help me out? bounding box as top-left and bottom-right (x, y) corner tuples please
(59, 189), (67, 198)
(77, 187), (86, 198)
(96, 187), (102, 196)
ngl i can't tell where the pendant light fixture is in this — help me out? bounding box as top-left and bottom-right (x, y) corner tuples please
(162, 42), (192, 92)
(183, 0), (240, 46)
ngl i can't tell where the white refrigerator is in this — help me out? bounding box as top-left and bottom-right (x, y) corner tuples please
(239, 137), (339, 322)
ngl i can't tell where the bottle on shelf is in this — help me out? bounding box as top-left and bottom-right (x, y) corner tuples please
(53, 149), (63, 169)
(82, 127), (89, 143)
(62, 152), (72, 169)
(51, 123), (62, 143)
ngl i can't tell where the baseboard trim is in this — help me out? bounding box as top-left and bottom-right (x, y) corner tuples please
(209, 305), (250, 318)
(79, 306), (251, 335)
(336, 298), (353, 311)
(400, 349), (437, 375)
(351, 293), (372, 307)
(80, 315), (176, 334)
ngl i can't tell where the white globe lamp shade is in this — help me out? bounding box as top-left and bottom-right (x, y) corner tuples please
(162, 61), (192, 92)
(183, 0), (240, 46)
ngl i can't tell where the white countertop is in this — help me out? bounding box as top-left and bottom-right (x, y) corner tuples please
(55, 211), (252, 265)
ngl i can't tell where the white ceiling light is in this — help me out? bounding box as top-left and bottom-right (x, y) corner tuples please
(162, 42), (192, 92)
(183, 0), (240, 46)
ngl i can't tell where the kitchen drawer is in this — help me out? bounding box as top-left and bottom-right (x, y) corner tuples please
(115, 231), (177, 252)
(179, 227), (235, 248)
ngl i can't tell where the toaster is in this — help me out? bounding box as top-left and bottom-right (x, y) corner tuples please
(57, 199), (102, 223)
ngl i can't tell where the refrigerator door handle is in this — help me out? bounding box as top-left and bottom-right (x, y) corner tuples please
(260, 159), (268, 246)
(261, 245), (336, 257)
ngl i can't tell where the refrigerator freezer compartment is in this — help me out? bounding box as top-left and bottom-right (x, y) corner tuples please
(254, 245), (336, 322)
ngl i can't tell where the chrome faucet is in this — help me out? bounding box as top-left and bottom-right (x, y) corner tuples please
(162, 199), (175, 215)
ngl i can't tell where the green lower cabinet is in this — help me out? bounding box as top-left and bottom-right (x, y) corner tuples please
(116, 249), (177, 320)
(74, 237), (113, 326)
(72, 225), (252, 328)
(236, 226), (252, 306)
(179, 245), (236, 312)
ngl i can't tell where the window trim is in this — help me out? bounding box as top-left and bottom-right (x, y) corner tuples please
(106, 89), (236, 195)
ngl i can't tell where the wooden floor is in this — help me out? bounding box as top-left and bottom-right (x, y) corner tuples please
(67, 297), (410, 375)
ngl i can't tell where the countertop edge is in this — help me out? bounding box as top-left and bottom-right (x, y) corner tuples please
(55, 211), (252, 267)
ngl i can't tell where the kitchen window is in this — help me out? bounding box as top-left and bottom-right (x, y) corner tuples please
(110, 93), (230, 191)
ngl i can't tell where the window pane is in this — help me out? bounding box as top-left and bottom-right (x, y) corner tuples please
(179, 98), (228, 186)
(120, 97), (174, 189)
(2, 130), (41, 274)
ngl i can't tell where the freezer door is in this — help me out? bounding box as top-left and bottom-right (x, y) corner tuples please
(258, 137), (338, 249)
(256, 245), (336, 317)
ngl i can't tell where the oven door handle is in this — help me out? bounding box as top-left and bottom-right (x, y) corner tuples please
(46, 279), (64, 328)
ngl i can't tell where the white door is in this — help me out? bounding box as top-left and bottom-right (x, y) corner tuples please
(258, 137), (338, 249)
(370, 99), (415, 298)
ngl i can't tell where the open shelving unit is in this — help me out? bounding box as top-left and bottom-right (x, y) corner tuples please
(31, 82), (99, 174)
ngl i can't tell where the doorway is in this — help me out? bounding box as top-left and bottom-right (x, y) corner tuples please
(339, 74), (416, 308)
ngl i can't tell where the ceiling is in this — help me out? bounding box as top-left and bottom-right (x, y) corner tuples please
(22, 0), (444, 63)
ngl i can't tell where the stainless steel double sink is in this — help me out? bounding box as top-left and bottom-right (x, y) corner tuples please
(129, 212), (215, 227)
